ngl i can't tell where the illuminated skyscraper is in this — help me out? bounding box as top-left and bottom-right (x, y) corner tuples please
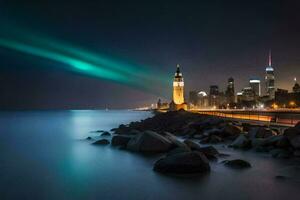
(249, 78), (261, 97)
(265, 50), (275, 99)
(173, 64), (184, 104)
(225, 77), (235, 104)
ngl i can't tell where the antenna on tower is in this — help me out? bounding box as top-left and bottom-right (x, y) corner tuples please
(268, 49), (272, 67)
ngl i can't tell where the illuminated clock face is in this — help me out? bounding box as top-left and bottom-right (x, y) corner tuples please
(173, 82), (184, 87)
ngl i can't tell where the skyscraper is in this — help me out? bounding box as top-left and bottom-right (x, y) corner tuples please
(249, 78), (261, 97)
(265, 50), (275, 99)
(225, 77), (235, 104)
(173, 64), (184, 104)
(293, 77), (300, 93)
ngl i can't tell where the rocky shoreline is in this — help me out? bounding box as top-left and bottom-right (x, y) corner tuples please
(89, 110), (300, 175)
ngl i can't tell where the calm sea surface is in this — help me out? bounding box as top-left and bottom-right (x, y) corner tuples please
(0, 110), (299, 200)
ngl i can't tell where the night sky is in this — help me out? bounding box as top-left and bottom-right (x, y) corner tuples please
(0, 0), (300, 109)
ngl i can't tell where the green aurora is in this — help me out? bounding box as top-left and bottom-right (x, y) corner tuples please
(0, 27), (169, 95)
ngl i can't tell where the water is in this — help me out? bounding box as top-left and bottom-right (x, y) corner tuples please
(0, 110), (299, 200)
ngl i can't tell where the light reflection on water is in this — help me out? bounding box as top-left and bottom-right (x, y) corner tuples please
(0, 110), (299, 200)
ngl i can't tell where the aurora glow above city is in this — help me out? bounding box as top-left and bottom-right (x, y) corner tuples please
(0, 0), (300, 109)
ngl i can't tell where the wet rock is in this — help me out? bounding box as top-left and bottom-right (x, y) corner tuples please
(93, 139), (110, 145)
(223, 159), (251, 169)
(86, 136), (92, 140)
(203, 128), (223, 137)
(166, 147), (191, 157)
(153, 152), (210, 174)
(114, 124), (131, 135)
(222, 124), (242, 136)
(242, 123), (252, 132)
(230, 135), (251, 149)
(209, 135), (223, 143)
(163, 132), (189, 149)
(284, 127), (300, 149)
(101, 131), (111, 136)
(184, 139), (202, 150)
(193, 134), (206, 140)
(248, 127), (276, 139)
(198, 146), (219, 160)
(111, 135), (132, 147)
(127, 130), (172, 153)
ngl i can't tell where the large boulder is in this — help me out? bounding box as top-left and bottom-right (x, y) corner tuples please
(127, 130), (172, 152)
(93, 139), (110, 145)
(153, 152), (210, 174)
(222, 124), (242, 136)
(223, 159), (251, 169)
(230, 135), (251, 149)
(101, 131), (111, 136)
(111, 135), (132, 147)
(203, 128), (223, 137)
(284, 127), (300, 149)
(248, 127), (276, 139)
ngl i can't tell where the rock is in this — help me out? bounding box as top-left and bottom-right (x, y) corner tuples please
(166, 147), (191, 157)
(184, 139), (202, 150)
(182, 127), (197, 136)
(86, 136), (92, 140)
(290, 135), (300, 149)
(276, 136), (290, 148)
(92, 130), (105, 133)
(193, 134), (206, 140)
(230, 135), (251, 149)
(153, 152), (210, 174)
(93, 139), (110, 145)
(101, 131), (111, 136)
(284, 127), (300, 149)
(111, 135), (132, 147)
(248, 127), (276, 139)
(198, 146), (219, 160)
(127, 129), (143, 135)
(203, 128), (223, 137)
(163, 132), (189, 149)
(127, 130), (172, 153)
(242, 123), (252, 132)
(222, 124), (242, 136)
(114, 124), (131, 135)
(209, 135), (223, 143)
(223, 159), (251, 169)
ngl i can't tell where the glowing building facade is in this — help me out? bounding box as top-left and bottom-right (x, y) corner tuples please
(265, 51), (275, 99)
(249, 78), (261, 97)
(173, 64), (185, 104)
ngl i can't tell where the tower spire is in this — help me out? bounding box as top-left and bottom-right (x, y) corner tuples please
(268, 49), (272, 67)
